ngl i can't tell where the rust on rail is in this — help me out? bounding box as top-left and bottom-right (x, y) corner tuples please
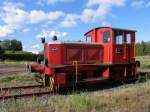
(0, 91), (54, 100)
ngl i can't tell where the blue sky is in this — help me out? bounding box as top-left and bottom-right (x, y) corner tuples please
(0, 0), (150, 53)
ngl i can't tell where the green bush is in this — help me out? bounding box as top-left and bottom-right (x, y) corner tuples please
(3, 51), (43, 61)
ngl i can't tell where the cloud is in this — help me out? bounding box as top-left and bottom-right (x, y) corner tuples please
(49, 30), (68, 37)
(81, 6), (110, 23)
(28, 50), (39, 54)
(23, 45), (26, 49)
(47, 11), (65, 20)
(131, 0), (150, 8)
(38, 0), (75, 5)
(28, 10), (47, 23)
(29, 44), (42, 54)
(87, 0), (125, 7)
(147, 2), (150, 7)
(36, 30), (68, 39)
(28, 10), (64, 24)
(30, 44), (41, 54)
(0, 2), (27, 37)
(131, 0), (145, 8)
(101, 21), (111, 26)
(22, 28), (30, 32)
(81, 9), (95, 23)
(3, 1), (24, 9)
(48, 0), (75, 4)
(63, 0), (126, 25)
(2, 2), (27, 26)
(60, 14), (79, 28)
(0, 1), (65, 37)
(31, 44), (40, 49)
(0, 25), (14, 37)
(81, 0), (126, 23)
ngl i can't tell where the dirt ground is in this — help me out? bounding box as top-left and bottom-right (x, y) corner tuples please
(0, 64), (27, 75)
(0, 63), (38, 88)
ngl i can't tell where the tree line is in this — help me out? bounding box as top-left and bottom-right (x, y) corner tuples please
(0, 39), (22, 53)
(136, 41), (150, 56)
(0, 39), (150, 60)
(0, 39), (22, 60)
(0, 39), (43, 61)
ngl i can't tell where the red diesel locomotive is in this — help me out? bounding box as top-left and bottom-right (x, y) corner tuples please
(29, 27), (139, 91)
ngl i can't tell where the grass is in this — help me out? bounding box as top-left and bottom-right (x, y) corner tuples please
(0, 60), (34, 65)
(136, 56), (150, 69)
(0, 81), (150, 112)
(0, 73), (37, 87)
(0, 74), (35, 83)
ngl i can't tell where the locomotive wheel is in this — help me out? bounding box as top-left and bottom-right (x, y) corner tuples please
(48, 76), (54, 92)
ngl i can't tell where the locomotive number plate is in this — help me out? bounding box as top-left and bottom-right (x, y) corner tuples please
(51, 48), (58, 52)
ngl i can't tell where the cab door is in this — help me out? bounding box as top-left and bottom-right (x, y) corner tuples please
(101, 29), (112, 64)
(113, 30), (125, 63)
(125, 33), (132, 63)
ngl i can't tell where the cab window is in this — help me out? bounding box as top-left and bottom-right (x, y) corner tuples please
(114, 31), (123, 44)
(87, 36), (92, 43)
(126, 33), (131, 44)
(103, 31), (110, 43)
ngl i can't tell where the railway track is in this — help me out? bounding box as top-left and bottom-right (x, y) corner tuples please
(0, 69), (149, 100)
(0, 85), (54, 100)
(138, 69), (150, 81)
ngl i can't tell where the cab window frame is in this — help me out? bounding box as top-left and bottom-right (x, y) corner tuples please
(114, 30), (124, 45)
(86, 36), (92, 43)
(126, 33), (131, 44)
(103, 31), (111, 43)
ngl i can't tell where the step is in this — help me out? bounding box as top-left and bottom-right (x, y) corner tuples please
(82, 77), (108, 83)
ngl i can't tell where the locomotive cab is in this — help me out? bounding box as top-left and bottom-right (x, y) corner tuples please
(85, 27), (136, 64)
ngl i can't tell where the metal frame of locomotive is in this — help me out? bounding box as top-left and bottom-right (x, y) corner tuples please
(29, 27), (138, 91)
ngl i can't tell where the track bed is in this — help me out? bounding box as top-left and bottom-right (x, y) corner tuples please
(0, 85), (53, 100)
(0, 64), (27, 75)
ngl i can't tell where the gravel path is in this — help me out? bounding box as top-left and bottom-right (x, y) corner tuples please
(0, 64), (27, 75)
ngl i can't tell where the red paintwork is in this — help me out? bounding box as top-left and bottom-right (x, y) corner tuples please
(31, 64), (44, 73)
(103, 68), (109, 78)
(45, 67), (54, 75)
(30, 27), (138, 88)
(56, 73), (66, 87)
(44, 43), (103, 65)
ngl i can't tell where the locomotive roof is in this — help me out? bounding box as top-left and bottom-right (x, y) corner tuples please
(85, 27), (137, 35)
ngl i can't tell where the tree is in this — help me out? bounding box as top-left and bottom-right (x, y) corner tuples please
(0, 41), (5, 60)
(136, 41), (150, 56)
(141, 41), (146, 56)
(10, 39), (22, 51)
(1, 39), (11, 51)
(1, 39), (23, 51)
(145, 41), (150, 55)
(0, 46), (4, 55)
(0, 40), (4, 55)
(136, 43), (142, 56)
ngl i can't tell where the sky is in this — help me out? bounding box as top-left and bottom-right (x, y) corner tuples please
(0, 0), (150, 53)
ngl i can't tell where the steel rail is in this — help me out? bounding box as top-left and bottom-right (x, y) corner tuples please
(0, 85), (43, 91)
(0, 91), (53, 100)
(0, 85), (54, 100)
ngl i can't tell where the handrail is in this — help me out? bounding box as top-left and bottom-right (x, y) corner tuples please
(73, 61), (79, 83)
